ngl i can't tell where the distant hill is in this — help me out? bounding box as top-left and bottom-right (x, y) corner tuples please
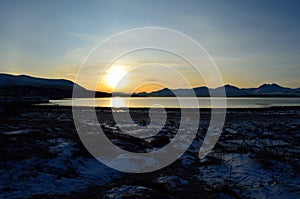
(0, 74), (78, 89)
(0, 74), (110, 104)
(134, 83), (300, 97)
(255, 83), (294, 94)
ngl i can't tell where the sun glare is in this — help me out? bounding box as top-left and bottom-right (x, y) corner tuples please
(104, 66), (127, 90)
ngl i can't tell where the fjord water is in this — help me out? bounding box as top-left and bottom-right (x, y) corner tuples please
(50, 97), (300, 108)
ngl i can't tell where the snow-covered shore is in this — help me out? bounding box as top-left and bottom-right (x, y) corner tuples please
(0, 106), (299, 198)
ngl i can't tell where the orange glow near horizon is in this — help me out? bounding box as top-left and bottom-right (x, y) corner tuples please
(133, 83), (165, 93)
(97, 79), (165, 94)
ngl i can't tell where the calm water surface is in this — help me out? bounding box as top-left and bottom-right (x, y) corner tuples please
(49, 97), (300, 108)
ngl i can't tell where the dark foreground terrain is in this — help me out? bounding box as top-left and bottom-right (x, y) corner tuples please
(0, 106), (300, 198)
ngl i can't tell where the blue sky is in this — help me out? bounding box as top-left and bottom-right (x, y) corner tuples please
(0, 0), (299, 91)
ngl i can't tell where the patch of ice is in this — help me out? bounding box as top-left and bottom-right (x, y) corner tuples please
(102, 154), (159, 172)
(2, 129), (40, 135)
(154, 175), (189, 189)
(48, 138), (75, 157)
(225, 128), (238, 134)
(105, 185), (151, 199)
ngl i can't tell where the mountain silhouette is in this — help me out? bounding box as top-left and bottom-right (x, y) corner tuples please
(0, 74), (110, 103)
(134, 83), (299, 97)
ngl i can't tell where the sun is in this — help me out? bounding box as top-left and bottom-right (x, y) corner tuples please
(103, 65), (128, 91)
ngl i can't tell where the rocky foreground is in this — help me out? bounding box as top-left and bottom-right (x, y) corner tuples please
(0, 106), (300, 198)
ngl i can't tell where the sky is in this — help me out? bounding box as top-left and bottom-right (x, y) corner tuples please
(0, 0), (299, 92)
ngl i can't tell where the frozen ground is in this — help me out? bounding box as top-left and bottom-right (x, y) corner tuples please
(0, 106), (299, 198)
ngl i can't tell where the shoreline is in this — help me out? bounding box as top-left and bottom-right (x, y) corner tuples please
(34, 104), (300, 111)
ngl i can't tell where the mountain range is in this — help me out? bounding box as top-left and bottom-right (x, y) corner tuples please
(134, 84), (300, 97)
(0, 74), (299, 102)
